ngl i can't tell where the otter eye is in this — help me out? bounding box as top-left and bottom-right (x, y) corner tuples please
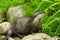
(33, 15), (37, 17)
(33, 13), (39, 17)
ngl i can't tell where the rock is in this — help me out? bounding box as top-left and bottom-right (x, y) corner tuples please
(22, 33), (54, 40)
(0, 22), (11, 34)
(0, 35), (14, 40)
(8, 37), (14, 40)
(0, 33), (59, 40)
(0, 35), (22, 40)
(7, 6), (24, 24)
(52, 36), (60, 40)
(14, 37), (22, 40)
(0, 35), (4, 40)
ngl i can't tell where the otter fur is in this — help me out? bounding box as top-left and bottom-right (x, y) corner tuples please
(4, 11), (44, 40)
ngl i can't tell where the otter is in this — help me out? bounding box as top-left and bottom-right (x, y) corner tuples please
(4, 11), (44, 40)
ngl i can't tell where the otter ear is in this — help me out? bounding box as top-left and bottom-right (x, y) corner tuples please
(33, 11), (44, 18)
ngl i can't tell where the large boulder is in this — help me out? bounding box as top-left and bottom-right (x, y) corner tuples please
(0, 33), (59, 40)
(7, 6), (24, 24)
(0, 22), (11, 34)
(22, 33), (59, 40)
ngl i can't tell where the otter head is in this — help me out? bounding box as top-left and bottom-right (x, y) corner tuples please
(33, 11), (44, 22)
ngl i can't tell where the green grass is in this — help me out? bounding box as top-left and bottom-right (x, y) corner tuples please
(0, 0), (60, 37)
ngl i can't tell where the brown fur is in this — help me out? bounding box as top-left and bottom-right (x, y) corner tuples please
(4, 12), (43, 40)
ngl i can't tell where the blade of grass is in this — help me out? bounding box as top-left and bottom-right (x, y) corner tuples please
(46, 10), (60, 24)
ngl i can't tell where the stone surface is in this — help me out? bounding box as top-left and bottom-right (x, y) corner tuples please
(0, 22), (11, 34)
(14, 37), (22, 40)
(22, 33), (59, 40)
(8, 37), (14, 40)
(0, 35), (22, 40)
(0, 33), (59, 40)
(0, 35), (14, 40)
(0, 35), (4, 40)
(52, 36), (60, 40)
(7, 6), (24, 24)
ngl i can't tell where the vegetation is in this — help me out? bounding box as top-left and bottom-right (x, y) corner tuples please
(0, 0), (60, 37)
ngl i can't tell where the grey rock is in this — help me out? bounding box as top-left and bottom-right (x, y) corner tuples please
(52, 36), (60, 40)
(0, 22), (11, 34)
(0, 35), (14, 40)
(0, 35), (4, 40)
(22, 33), (57, 40)
(8, 37), (14, 40)
(0, 33), (59, 40)
(14, 37), (22, 40)
(7, 6), (24, 24)
(0, 35), (22, 40)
